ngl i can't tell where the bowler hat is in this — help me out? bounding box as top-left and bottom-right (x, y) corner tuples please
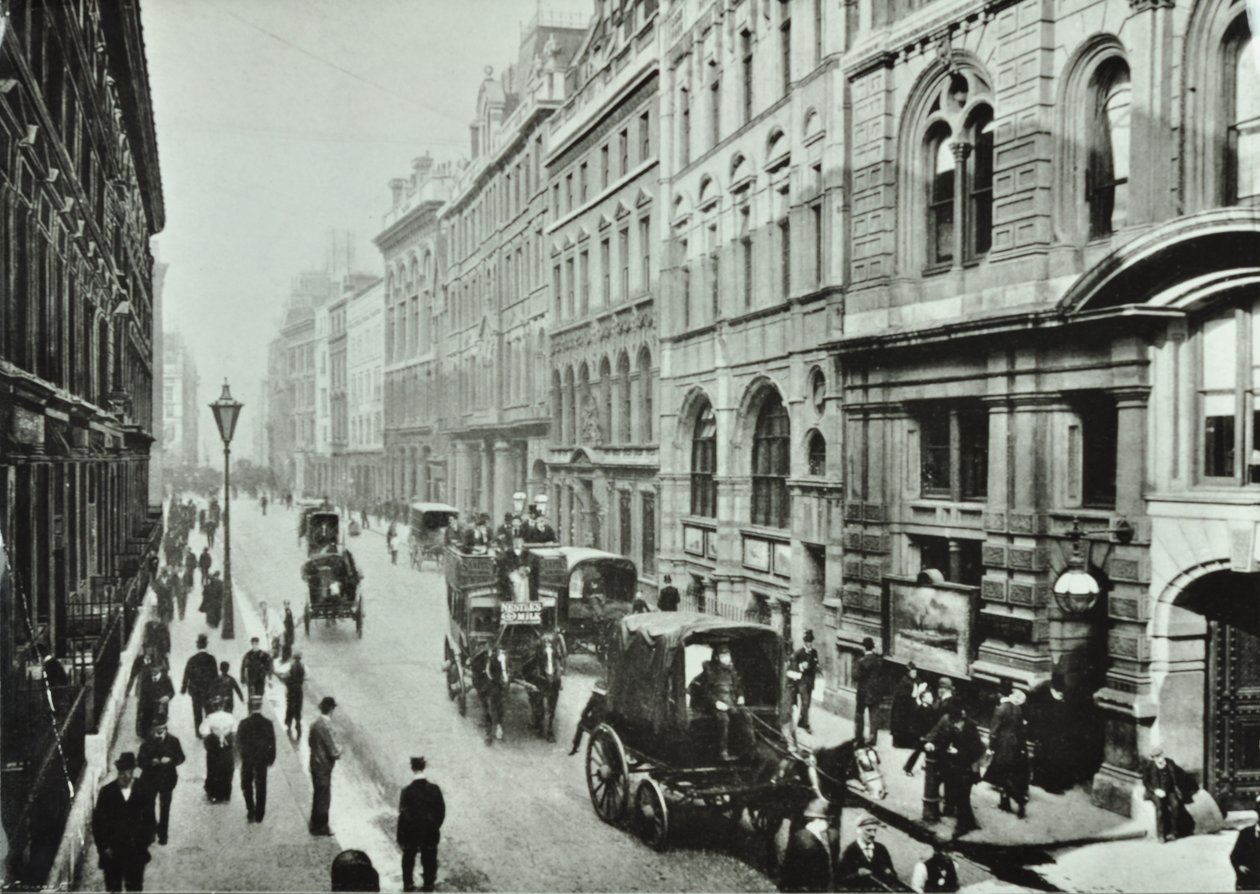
(115, 752), (137, 771)
(862, 637), (876, 651)
(410, 756), (427, 771)
(248, 695), (264, 710)
(804, 629), (814, 643)
(320, 696), (338, 712)
(803, 797), (829, 819)
(196, 633), (208, 648)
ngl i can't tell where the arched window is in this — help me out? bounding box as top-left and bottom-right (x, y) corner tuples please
(968, 107), (994, 257)
(637, 347), (654, 443)
(1088, 60), (1131, 236)
(751, 391), (790, 528)
(927, 124), (955, 266)
(552, 370), (563, 436)
(599, 356), (613, 443)
(617, 352), (632, 442)
(1226, 18), (1260, 204)
(563, 366), (576, 445)
(806, 430), (826, 476)
(578, 362), (591, 443)
(1198, 296), (1260, 483)
(690, 399), (717, 517)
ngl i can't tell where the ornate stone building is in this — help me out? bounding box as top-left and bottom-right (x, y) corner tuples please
(437, 13), (587, 522)
(377, 155), (454, 506)
(544, 0), (662, 591)
(824, 0), (1260, 815)
(656, 0), (842, 648)
(345, 278), (385, 504)
(0, 0), (164, 883)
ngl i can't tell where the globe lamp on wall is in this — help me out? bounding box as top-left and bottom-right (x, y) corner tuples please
(1052, 517), (1134, 616)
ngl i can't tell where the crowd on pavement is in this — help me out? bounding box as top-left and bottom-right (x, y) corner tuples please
(87, 491), (447, 893)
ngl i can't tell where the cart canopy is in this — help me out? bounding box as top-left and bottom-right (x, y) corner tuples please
(409, 502), (460, 531)
(606, 612), (787, 735)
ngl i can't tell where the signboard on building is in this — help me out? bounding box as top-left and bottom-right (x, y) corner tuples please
(884, 576), (979, 678)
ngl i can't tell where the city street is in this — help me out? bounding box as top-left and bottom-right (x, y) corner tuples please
(225, 499), (1003, 892)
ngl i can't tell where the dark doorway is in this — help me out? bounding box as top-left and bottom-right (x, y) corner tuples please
(1177, 571), (1260, 811)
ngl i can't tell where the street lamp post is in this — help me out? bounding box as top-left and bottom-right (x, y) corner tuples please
(209, 381), (244, 641)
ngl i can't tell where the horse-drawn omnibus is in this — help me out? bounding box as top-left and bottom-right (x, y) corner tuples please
(532, 547), (637, 659)
(442, 545), (566, 743)
(579, 612), (886, 872)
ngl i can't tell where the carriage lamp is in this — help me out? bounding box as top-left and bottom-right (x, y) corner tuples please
(1051, 516), (1134, 616)
(209, 380), (244, 640)
(512, 492), (527, 515)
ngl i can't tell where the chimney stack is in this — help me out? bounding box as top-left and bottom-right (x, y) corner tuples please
(388, 177), (407, 209)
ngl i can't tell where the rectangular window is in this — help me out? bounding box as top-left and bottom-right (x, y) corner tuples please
(958, 407), (989, 500)
(619, 226), (630, 300)
(680, 89), (691, 167)
(811, 200), (823, 287)
(707, 223), (720, 320)
(920, 403), (988, 500)
(710, 78), (721, 147)
(580, 162), (588, 202)
(1078, 395), (1118, 507)
(620, 490), (633, 557)
(641, 492), (656, 574)
(813, 0), (823, 65)
(741, 31), (754, 125)
(741, 233), (753, 308)
(601, 145), (610, 188)
(639, 216), (652, 291)
(601, 237), (611, 305)
(640, 110), (651, 160)
(780, 17), (792, 95)
(579, 250), (590, 316)
(920, 409), (952, 496)
(620, 129), (630, 175)
(565, 257), (575, 318)
(1201, 313), (1238, 478)
(680, 238), (691, 330)
(566, 173), (574, 211)
(778, 216), (791, 297)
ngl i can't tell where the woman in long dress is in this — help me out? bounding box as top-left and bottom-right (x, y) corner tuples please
(199, 697), (237, 803)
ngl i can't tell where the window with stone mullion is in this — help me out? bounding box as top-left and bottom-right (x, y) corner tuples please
(751, 394), (790, 528)
(690, 402), (717, 517)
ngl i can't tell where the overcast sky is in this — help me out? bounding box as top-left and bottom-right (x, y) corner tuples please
(142, 0), (590, 462)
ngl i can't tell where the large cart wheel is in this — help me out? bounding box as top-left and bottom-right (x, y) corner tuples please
(445, 648), (467, 716)
(355, 598), (363, 638)
(586, 724), (630, 825)
(303, 601), (311, 636)
(632, 778), (669, 851)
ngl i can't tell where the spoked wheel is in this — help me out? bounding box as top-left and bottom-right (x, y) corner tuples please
(586, 724), (630, 824)
(355, 598), (363, 638)
(445, 651), (467, 716)
(303, 601), (311, 636)
(632, 778), (669, 851)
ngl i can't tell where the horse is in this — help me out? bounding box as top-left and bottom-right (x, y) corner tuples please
(525, 632), (566, 742)
(470, 646), (510, 745)
(744, 734), (887, 879)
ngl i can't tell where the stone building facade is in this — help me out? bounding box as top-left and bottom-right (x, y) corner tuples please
(160, 332), (200, 467)
(0, 0), (165, 883)
(328, 296), (349, 497)
(822, 0), (1260, 815)
(378, 155), (454, 507)
(345, 278), (386, 503)
(656, 0), (843, 648)
(544, 0), (663, 591)
(437, 13), (587, 524)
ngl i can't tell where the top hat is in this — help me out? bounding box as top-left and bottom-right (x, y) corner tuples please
(804, 629), (815, 642)
(115, 752), (138, 771)
(862, 637), (876, 651)
(410, 756), (427, 771)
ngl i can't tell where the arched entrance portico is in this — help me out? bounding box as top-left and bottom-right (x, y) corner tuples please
(1156, 569), (1260, 811)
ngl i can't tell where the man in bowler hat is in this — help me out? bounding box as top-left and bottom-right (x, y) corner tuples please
(791, 630), (821, 732)
(92, 752), (155, 892)
(236, 694), (277, 823)
(779, 797), (832, 892)
(137, 721), (184, 846)
(397, 756), (446, 892)
(309, 696), (341, 835)
(853, 637), (883, 746)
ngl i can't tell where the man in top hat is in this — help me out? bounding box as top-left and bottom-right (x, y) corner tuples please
(791, 630), (821, 733)
(237, 694), (277, 823)
(853, 637), (883, 747)
(687, 643), (745, 761)
(1231, 794), (1260, 891)
(397, 756), (446, 893)
(838, 815), (899, 889)
(657, 574), (681, 612)
(240, 637), (274, 697)
(181, 634), (218, 737)
(136, 660), (175, 741)
(779, 797), (833, 892)
(926, 705), (986, 837)
(92, 752), (155, 892)
(309, 696), (342, 835)
(137, 720), (185, 846)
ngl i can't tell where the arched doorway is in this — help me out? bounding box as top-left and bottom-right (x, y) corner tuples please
(1174, 570), (1260, 811)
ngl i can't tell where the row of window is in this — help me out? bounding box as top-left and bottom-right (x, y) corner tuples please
(552, 212), (653, 320)
(552, 348), (655, 446)
(448, 134), (545, 259)
(552, 110), (654, 219)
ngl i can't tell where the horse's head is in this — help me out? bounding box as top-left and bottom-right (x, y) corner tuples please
(851, 743), (888, 800)
(810, 740), (887, 801)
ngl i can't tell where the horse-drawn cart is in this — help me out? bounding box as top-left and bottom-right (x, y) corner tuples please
(533, 547), (637, 659)
(301, 549), (364, 637)
(581, 612), (886, 870)
(409, 502), (459, 570)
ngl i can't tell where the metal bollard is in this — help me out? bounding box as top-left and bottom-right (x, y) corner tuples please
(922, 752), (941, 823)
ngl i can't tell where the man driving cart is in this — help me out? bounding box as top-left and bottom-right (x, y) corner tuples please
(688, 643), (747, 762)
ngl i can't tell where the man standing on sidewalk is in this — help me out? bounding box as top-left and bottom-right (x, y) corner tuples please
(240, 636), (274, 696)
(198, 546), (213, 586)
(181, 634), (218, 737)
(137, 722), (185, 846)
(1231, 794), (1260, 891)
(282, 651), (306, 736)
(929, 706), (986, 838)
(309, 696), (341, 835)
(791, 630), (821, 733)
(92, 752), (155, 893)
(237, 695), (277, 823)
(853, 637), (883, 746)
(397, 756), (446, 893)
(213, 660), (245, 714)
(282, 601), (296, 662)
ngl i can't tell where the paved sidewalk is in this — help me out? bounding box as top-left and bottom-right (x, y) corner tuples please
(78, 526), (340, 892)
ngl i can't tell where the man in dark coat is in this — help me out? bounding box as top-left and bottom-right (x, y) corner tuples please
(657, 574), (680, 611)
(309, 696), (341, 835)
(910, 838), (960, 893)
(282, 652), (306, 736)
(137, 721), (184, 846)
(183, 548), (197, 592)
(1142, 746), (1198, 842)
(240, 637), (274, 696)
(984, 689), (1030, 817)
(890, 662), (926, 748)
(213, 660), (245, 714)
(282, 601), (296, 662)
(462, 515), (491, 553)
(837, 815), (900, 891)
(927, 706), (986, 837)
(397, 756), (446, 893)
(853, 637), (883, 746)
(791, 630), (821, 732)
(496, 536), (538, 602)
(198, 546), (213, 586)
(236, 695), (277, 823)
(779, 797), (832, 893)
(529, 513), (556, 544)
(687, 643), (745, 761)
(181, 634), (218, 737)
(1231, 795), (1260, 891)
(1029, 673), (1075, 793)
(92, 752), (155, 892)
(136, 663), (175, 741)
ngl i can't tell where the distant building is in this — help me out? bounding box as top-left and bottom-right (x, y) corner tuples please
(345, 278), (386, 505)
(161, 332), (201, 467)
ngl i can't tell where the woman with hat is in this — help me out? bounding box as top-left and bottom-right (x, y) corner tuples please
(984, 687), (1030, 817)
(199, 695), (237, 803)
(891, 662), (928, 748)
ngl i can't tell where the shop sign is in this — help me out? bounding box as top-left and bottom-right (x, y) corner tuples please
(501, 602), (542, 625)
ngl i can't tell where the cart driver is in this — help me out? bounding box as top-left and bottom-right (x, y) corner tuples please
(688, 643), (746, 761)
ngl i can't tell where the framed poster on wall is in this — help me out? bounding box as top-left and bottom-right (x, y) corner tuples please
(772, 541), (791, 578)
(743, 537), (771, 572)
(705, 529), (717, 559)
(884, 575), (978, 678)
(683, 525), (704, 556)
